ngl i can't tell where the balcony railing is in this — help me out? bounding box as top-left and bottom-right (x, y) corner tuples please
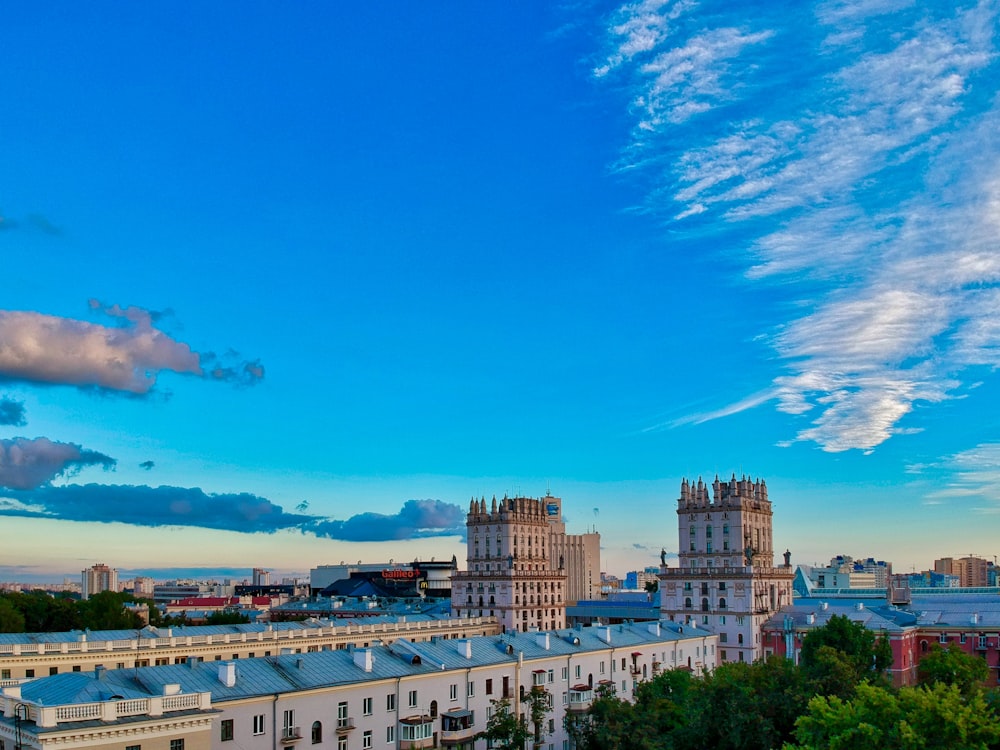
(281, 726), (302, 743)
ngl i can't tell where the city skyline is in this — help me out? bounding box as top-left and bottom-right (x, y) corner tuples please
(2, 2), (1000, 582)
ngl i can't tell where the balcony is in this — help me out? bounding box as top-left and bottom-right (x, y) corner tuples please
(335, 717), (355, 734)
(440, 709), (475, 746)
(399, 715), (435, 750)
(567, 685), (594, 713)
(280, 726), (302, 744)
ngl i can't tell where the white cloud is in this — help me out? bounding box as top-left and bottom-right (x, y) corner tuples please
(597, 0), (1000, 451)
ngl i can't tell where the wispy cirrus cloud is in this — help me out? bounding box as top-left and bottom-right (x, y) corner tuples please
(0, 437), (116, 490)
(0, 301), (265, 396)
(596, 0), (1000, 451)
(922, 443), (1000, 508)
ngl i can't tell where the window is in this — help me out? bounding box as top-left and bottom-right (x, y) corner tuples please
(363, 697), (373, 716)
(25, 669), (35, 678)
(283, 710), (296, 740)
(599, 661), (605, 674)
(468, 681), (475, 697)
(170, 741), (185, 750)
(126, 746), (141, 750)
(337, 701), (349, 729)
(486, 678), (493, 694)
(311, 722), (322, 744)
(338, 738), (347, 750)
(49, 666), (58, 676)
(253, 714), (266, 735)
(560, 667), (567, 681)
(450, 684), (458, 700)
(386, 725), (395, 743)
(387, 693), (396, 711)
(400, 721), (433, 741)
(221, 719), (234, 741)
(574, 665), (581, 678)
(363, 730), (372, 749)
(408, 689), (418, 708)
(0, 670), (9, 679)
(547, 669), (554, 684)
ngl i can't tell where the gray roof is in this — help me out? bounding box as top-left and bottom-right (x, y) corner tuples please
(8, 621), (712, 712)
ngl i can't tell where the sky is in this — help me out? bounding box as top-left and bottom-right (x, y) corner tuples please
(2, 1), (1000, 584)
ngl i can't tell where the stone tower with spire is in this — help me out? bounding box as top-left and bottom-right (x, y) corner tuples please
(658, 474), (794, 663)
(451, 493), (571, 633)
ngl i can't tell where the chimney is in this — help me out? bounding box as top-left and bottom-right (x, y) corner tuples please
(647, 622), (661, 637)
(455, 640), (473, 659)
(353, 648), (374, 672)
(535, 633), (550, 650)
(598, 626), (612, 644)
(94, 665), (105, 680)
(218, 662), (237, 688)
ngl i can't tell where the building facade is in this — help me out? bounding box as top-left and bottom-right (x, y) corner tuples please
(81, 563), (118, 600)
(0, 616), (499, 681)
(934, 556), (992, 588)
(659, 475), (795, 663)
(453, 494), (597, 634)
(1, 622), (717, 750)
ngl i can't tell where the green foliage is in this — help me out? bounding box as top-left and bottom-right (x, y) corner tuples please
(205, 610), (251, 625)
(787, 682), (1000, 750)
(476, 696), (531, 750)
(917, 643), (990, 696)
(0, 599), (26, 633)
(800, 615), (891, 697)
(0, 590), (151, 632)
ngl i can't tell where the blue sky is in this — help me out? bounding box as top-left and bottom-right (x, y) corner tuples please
(2, 1), (999, 583)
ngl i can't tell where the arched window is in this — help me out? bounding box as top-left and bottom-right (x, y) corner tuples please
(738, 633), (744, 645)
(430, 700), (438, 718)
(684, 597), (692, 609)
(311, 721), (322, 744)
(718, 598), (727, 610)
(701, 598), (710, 612)
(920, 640), (928, 653)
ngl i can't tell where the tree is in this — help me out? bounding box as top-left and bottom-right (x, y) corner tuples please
(800, 615), (891, 697)
(476, 696), (530, 750)
(522, 686), (552, 749)
(0, 599), (25, 633)
(645, 580), (660, 594)
(788, 682), (1000, 750)
(917, 642), (990, 696)
(205, 610), (251, 625)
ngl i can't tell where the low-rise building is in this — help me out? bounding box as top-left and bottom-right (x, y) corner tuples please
(0, 614), (500, 681)
(1, 621), (716, 750)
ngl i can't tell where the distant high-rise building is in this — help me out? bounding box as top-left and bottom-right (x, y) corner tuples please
(935, 556), (990, 587)
(81, 563), (118, 600)
(132, 576), (155, 597)
(659, 475), (794, 664)
(451, 493), (599, 633)
(252, 568), (271, 586)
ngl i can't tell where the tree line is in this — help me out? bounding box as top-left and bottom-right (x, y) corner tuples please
(0, 590), (248, 633)
(480, 615), (999, 750)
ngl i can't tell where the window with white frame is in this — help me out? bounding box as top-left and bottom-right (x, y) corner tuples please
(363, 697), (373, 716)
(408, 689), (418, 708)
(253, 714), (266, 735)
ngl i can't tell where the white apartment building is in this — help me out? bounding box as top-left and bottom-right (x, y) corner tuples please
(0, 616), (499, 681)
(81, 563), (118, 600)
(659, 475), (794, 663)
(1, 621), (716, 750)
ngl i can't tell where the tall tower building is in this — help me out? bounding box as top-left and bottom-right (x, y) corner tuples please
(659, 475), (794, 663)
(452, 494), (575, 633)
(81, 563), (119, 600)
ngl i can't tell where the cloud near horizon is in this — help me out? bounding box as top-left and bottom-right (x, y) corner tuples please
(598, 0), (1000, 452)
(0, 483), (467, 541)
(0, 437), (116, 490)
(0, 301), (264, 395)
